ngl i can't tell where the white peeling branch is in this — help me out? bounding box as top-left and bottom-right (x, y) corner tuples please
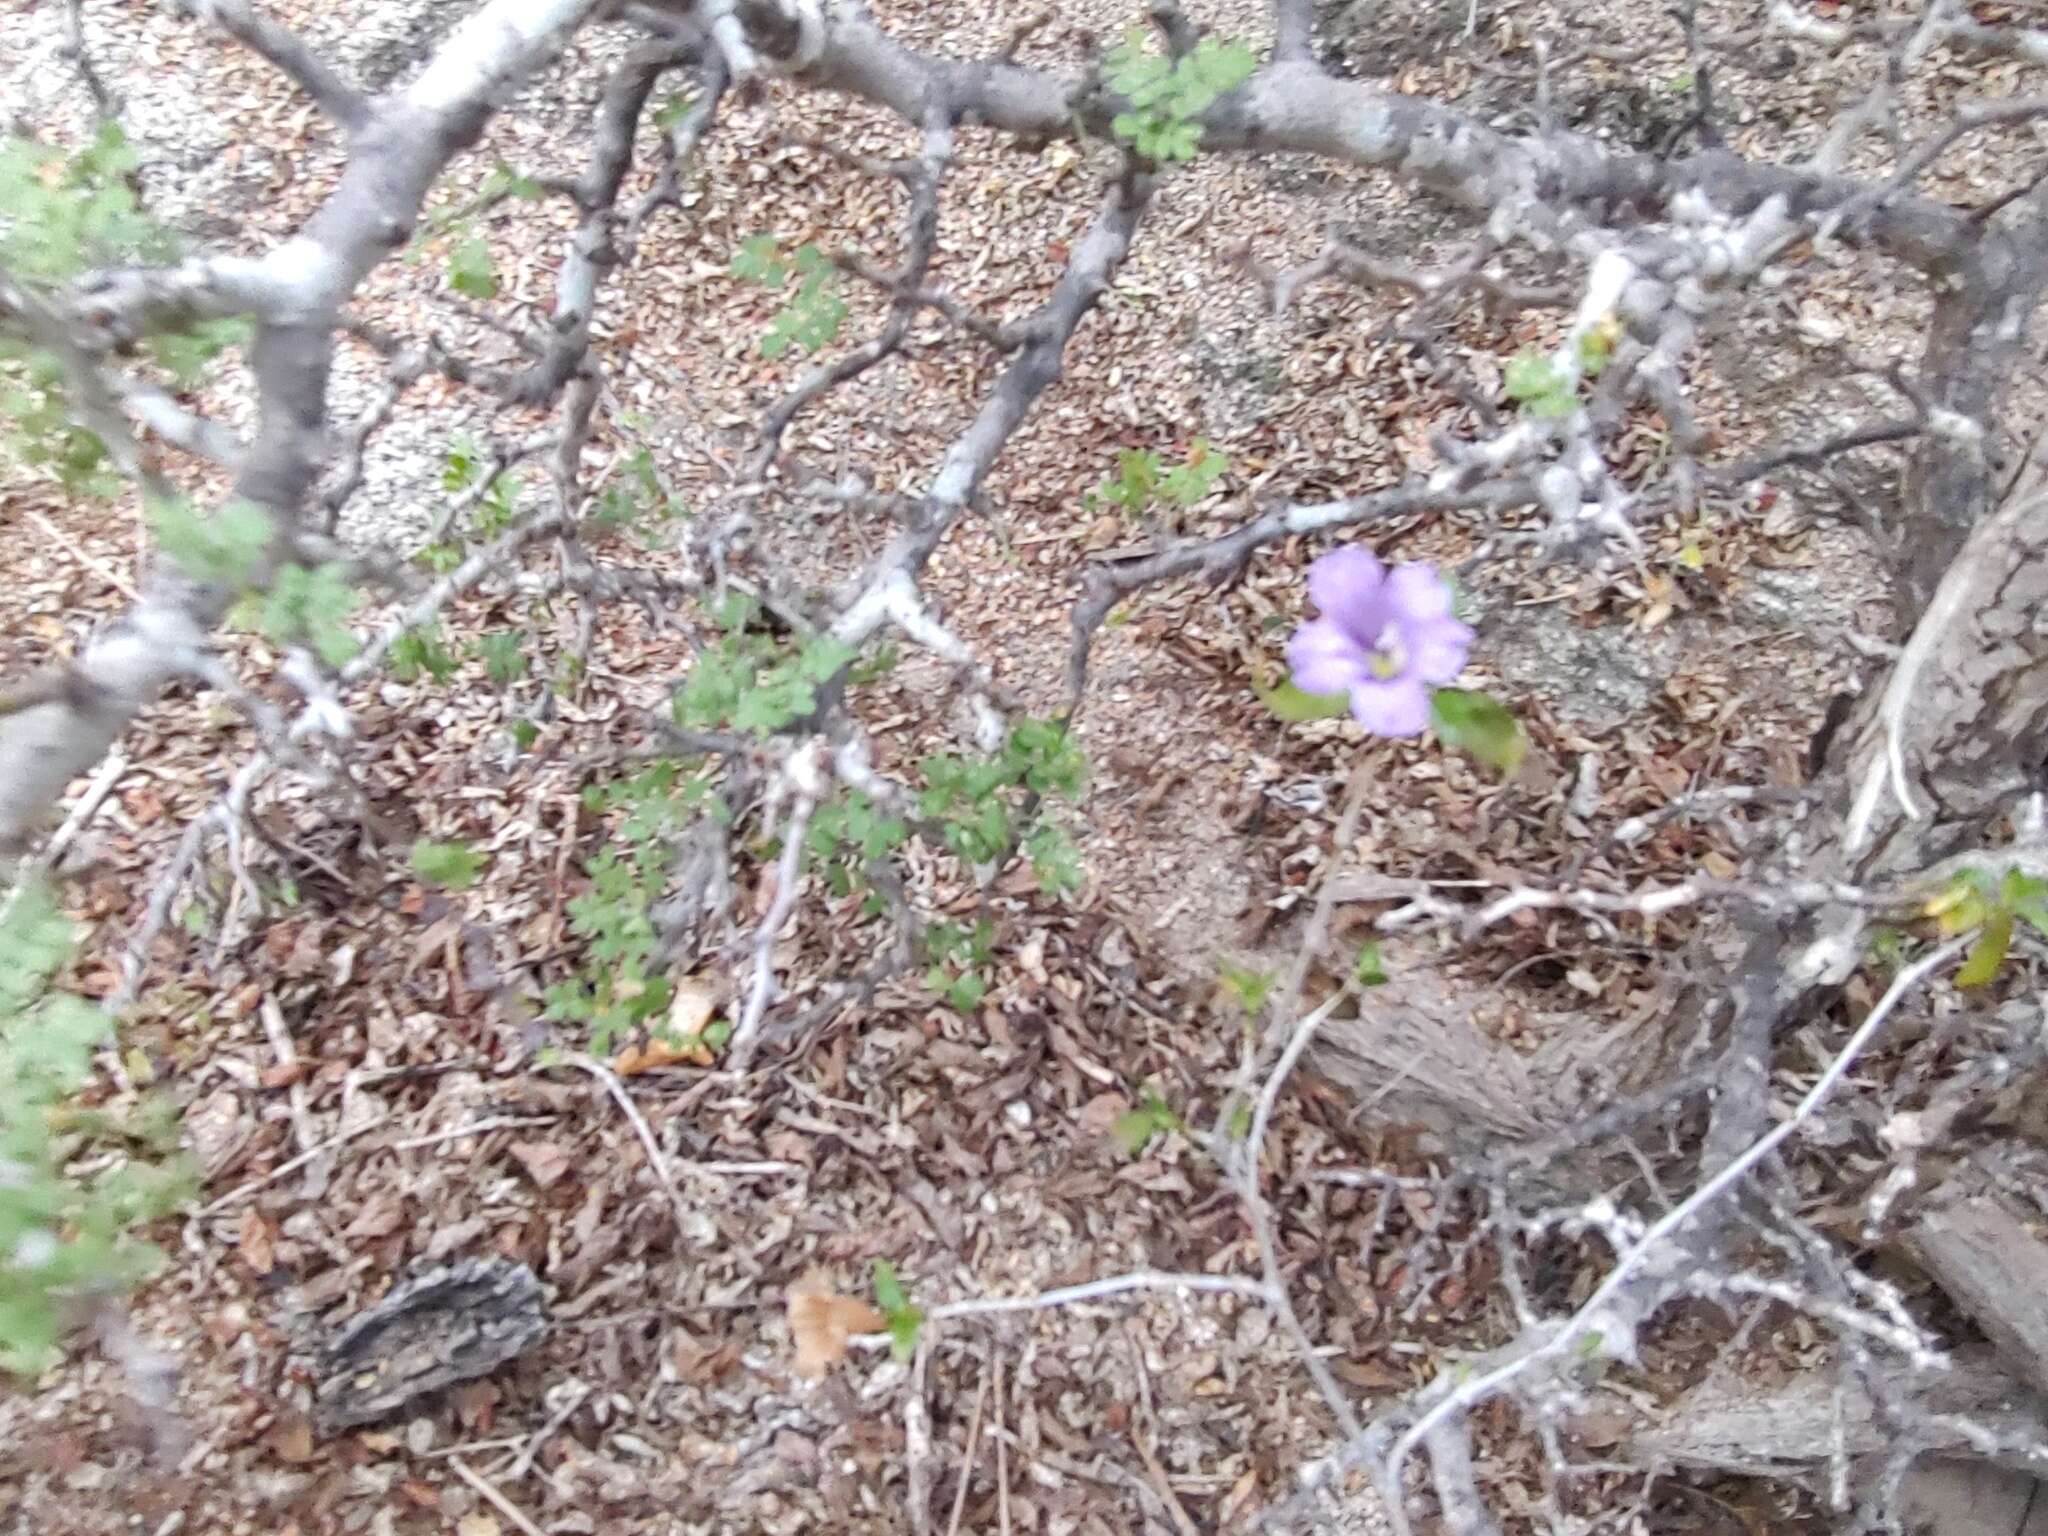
(0, 0), (607, 855)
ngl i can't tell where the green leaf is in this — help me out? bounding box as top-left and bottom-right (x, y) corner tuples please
(654, 91), (697, 132)
(1429, 688), (1528, 775)
(390, 625), (458, 684)
(873, 1258), (909, 1316)
(730, 233), (789, 287)
(448, 235), (498, 299)
(1159, 439), (1228, 506)
(1111, 1105), (1163, 1156)
(1217, 960), (1273, 1015)
(479, 161), (543, 202)
(240, 561), (359, 667)
(1110, 1092), (1181, 1157)
(150, 496), (272, 588)
(1503, 350), (1566, 403)
(477, 630), (528, 686)
(1957, 910), (2013, 989)
(1353, 941), (1387, 987)
(1255, 675), (1350, 723)
(409, 838), (487, 890)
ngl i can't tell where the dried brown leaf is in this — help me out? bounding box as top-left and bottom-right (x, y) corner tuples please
(509, 1140), (572, 1190)
(786, 1269), (884, 1379)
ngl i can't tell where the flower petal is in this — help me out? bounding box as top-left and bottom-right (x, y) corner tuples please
(1307, 545), (1385, 623)
(1348, 677), (1433, 737)
(1383, 562), (1454, 623)
(1403, 616), (1475, 684)
(1286, 618), (1365, 696)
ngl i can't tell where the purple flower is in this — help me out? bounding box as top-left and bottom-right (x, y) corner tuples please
(1287, 546), (1473, 736)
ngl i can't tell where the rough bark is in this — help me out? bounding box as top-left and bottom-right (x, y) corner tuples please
(1603, 1351), (2048, 1481)
(1906, 1176), (2048, 1402)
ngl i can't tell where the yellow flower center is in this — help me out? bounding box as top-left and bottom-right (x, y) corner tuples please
(1367, 626), (1407, 680)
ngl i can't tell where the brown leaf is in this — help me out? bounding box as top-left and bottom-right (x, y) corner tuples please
(1076, 1092), (1130, 1137)
(238, 1207), (275, 1276)
(451, 1379), (500, 1433)
(786, 1269), (884, 1379)
(345, 1192), (406, 1239)
(509, 1140), (572, 1190)
(268, 1411), (315, 1463)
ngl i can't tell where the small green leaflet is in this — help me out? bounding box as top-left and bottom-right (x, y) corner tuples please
(1254, 672), (1350, 723)
(448, 235), (498, 299)
(1429, 688), (1527, 775)
(1957, 910), (2013, 989)
(239, 561), (360, 667)
(1111, 1091), (1181, 1156)
(872, 1259), (924, 1363)
(409, 838), (487, 891)
(730, 233), (790, 286)
(150, 496), (272, 588)
(477, 629), (529, 686)
(478, 162), (543, 203)
(1503, 349), (1577, 419)
(1216, 959), (1274, 1014)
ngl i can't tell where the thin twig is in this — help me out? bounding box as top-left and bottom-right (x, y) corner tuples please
(449, 1455), (549, 1536)
(559, 1053), (697, 1240)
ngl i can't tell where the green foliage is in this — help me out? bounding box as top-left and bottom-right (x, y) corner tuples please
(1429, 688), (1528, 775)
(1353, 940), (1388, 987)
(1023, 822), (1084, 898)
(409, 838), (487, 891)
(1254, 675), (1350, 723)
(0, 127), (238, 499)
(1925, 866), (2048, 989)
(477, 163), (544, 205)
(919, 718), (1087, 873)
(653, 91), (698, 133)
(476, 630), (529, 686)
(475, 472), (522, 538)
(0, 344), (117, 497)
(147, 316), (252, 389)
(0, 126), (165, 284)
(1503, 349), (1579, 419)
(1086, 439), (1229, 518)
(236, 561), (360, 667)
(673, 608), (856, 739)
(416, 160), (544, 257)
(872, 1259), (924, 1363)
(1092, 448), (1160, 514)
(156, 497), (362, 678)
(1111, 1089), (1182, 1156)
(590, 447), (687, 540)
(923, 919), (996, 1013)
(806, 792), (910, 905)
(729, 237), (847, 359)
(1576, 325), (1615, 380)
(447, 235), (498, 300)
(389, 623), (459, 684)
(443, 435), (488, 493)
(1216, 960), (1274, 1015)
(545, 762), (717, 1055)
(1106, 32), (1258, 162)
(0, 885), (193, 1377)
(151, 497), (273, 588)
(1161, 438), (1229, 505)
